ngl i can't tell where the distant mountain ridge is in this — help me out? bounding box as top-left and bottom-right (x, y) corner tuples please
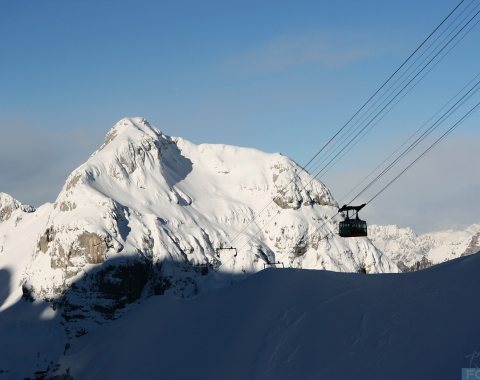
(368, 224), (480, 271)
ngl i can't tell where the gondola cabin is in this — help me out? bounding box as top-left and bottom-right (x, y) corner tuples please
(338, 204), (367, 237)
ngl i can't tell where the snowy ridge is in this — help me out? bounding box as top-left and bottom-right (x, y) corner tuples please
(369, 224), (480, 271)
(2, 118), (396, 319)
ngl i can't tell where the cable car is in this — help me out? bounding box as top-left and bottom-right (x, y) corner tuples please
(338, 204), (368, 237)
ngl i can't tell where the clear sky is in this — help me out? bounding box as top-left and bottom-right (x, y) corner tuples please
(1, 0), (479, 233)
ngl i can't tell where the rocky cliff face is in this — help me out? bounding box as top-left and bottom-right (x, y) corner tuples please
(368, 224), (480, 271)
(462, 231), (480, 256)
(1, 118), (398, 324)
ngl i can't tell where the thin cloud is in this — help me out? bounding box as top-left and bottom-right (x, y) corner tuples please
(226, 32), (380, 75)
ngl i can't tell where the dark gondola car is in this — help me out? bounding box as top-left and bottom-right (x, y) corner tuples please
(338, 203), (367, 237)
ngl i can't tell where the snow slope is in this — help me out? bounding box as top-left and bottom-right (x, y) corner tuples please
(369, 224), (480, 271)
(0, 299), (66, 379)
(51, 252), (480, 380)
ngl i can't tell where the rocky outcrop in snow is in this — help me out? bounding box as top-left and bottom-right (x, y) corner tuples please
(462, 231), (480, 256)
(0, 192), (35, 222)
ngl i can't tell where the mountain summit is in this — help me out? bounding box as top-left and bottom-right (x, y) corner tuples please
(1, 117), (397, 320)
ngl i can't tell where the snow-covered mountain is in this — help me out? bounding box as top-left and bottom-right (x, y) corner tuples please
(369, 224), (480, 271)
(0, 117), (396, 322)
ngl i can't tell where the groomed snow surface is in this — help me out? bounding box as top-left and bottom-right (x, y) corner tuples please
(1, 253), (479, 379)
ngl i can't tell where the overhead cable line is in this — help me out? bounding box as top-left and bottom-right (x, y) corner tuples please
(227, 0), (468, 249)
(230, 11), (480, 260)
(233, 8), (480, 258)
(234, 81), (480, 260)
(300, 0), (467, 174)
(306, 6), (480, 184)
(302, 99), (480, 246)
(324, 9), (480, 187)
(306, 1), (480, 181)
(348, 75), (480, 204)
(346, 72), (480, 205)
(366, 100), (480, 204)
(338, 70), (480, 203)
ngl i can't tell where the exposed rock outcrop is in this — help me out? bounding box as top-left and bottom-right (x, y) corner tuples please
(462, 232), (480, 256)
(0, 193), (35, 222)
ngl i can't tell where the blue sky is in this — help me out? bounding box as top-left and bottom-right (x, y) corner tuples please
(1, 0), (479, 232)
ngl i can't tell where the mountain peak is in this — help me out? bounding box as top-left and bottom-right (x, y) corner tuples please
(112, 117), (160, 136)
(60, 117), (173, 195)
(98, 117), (163, 152)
